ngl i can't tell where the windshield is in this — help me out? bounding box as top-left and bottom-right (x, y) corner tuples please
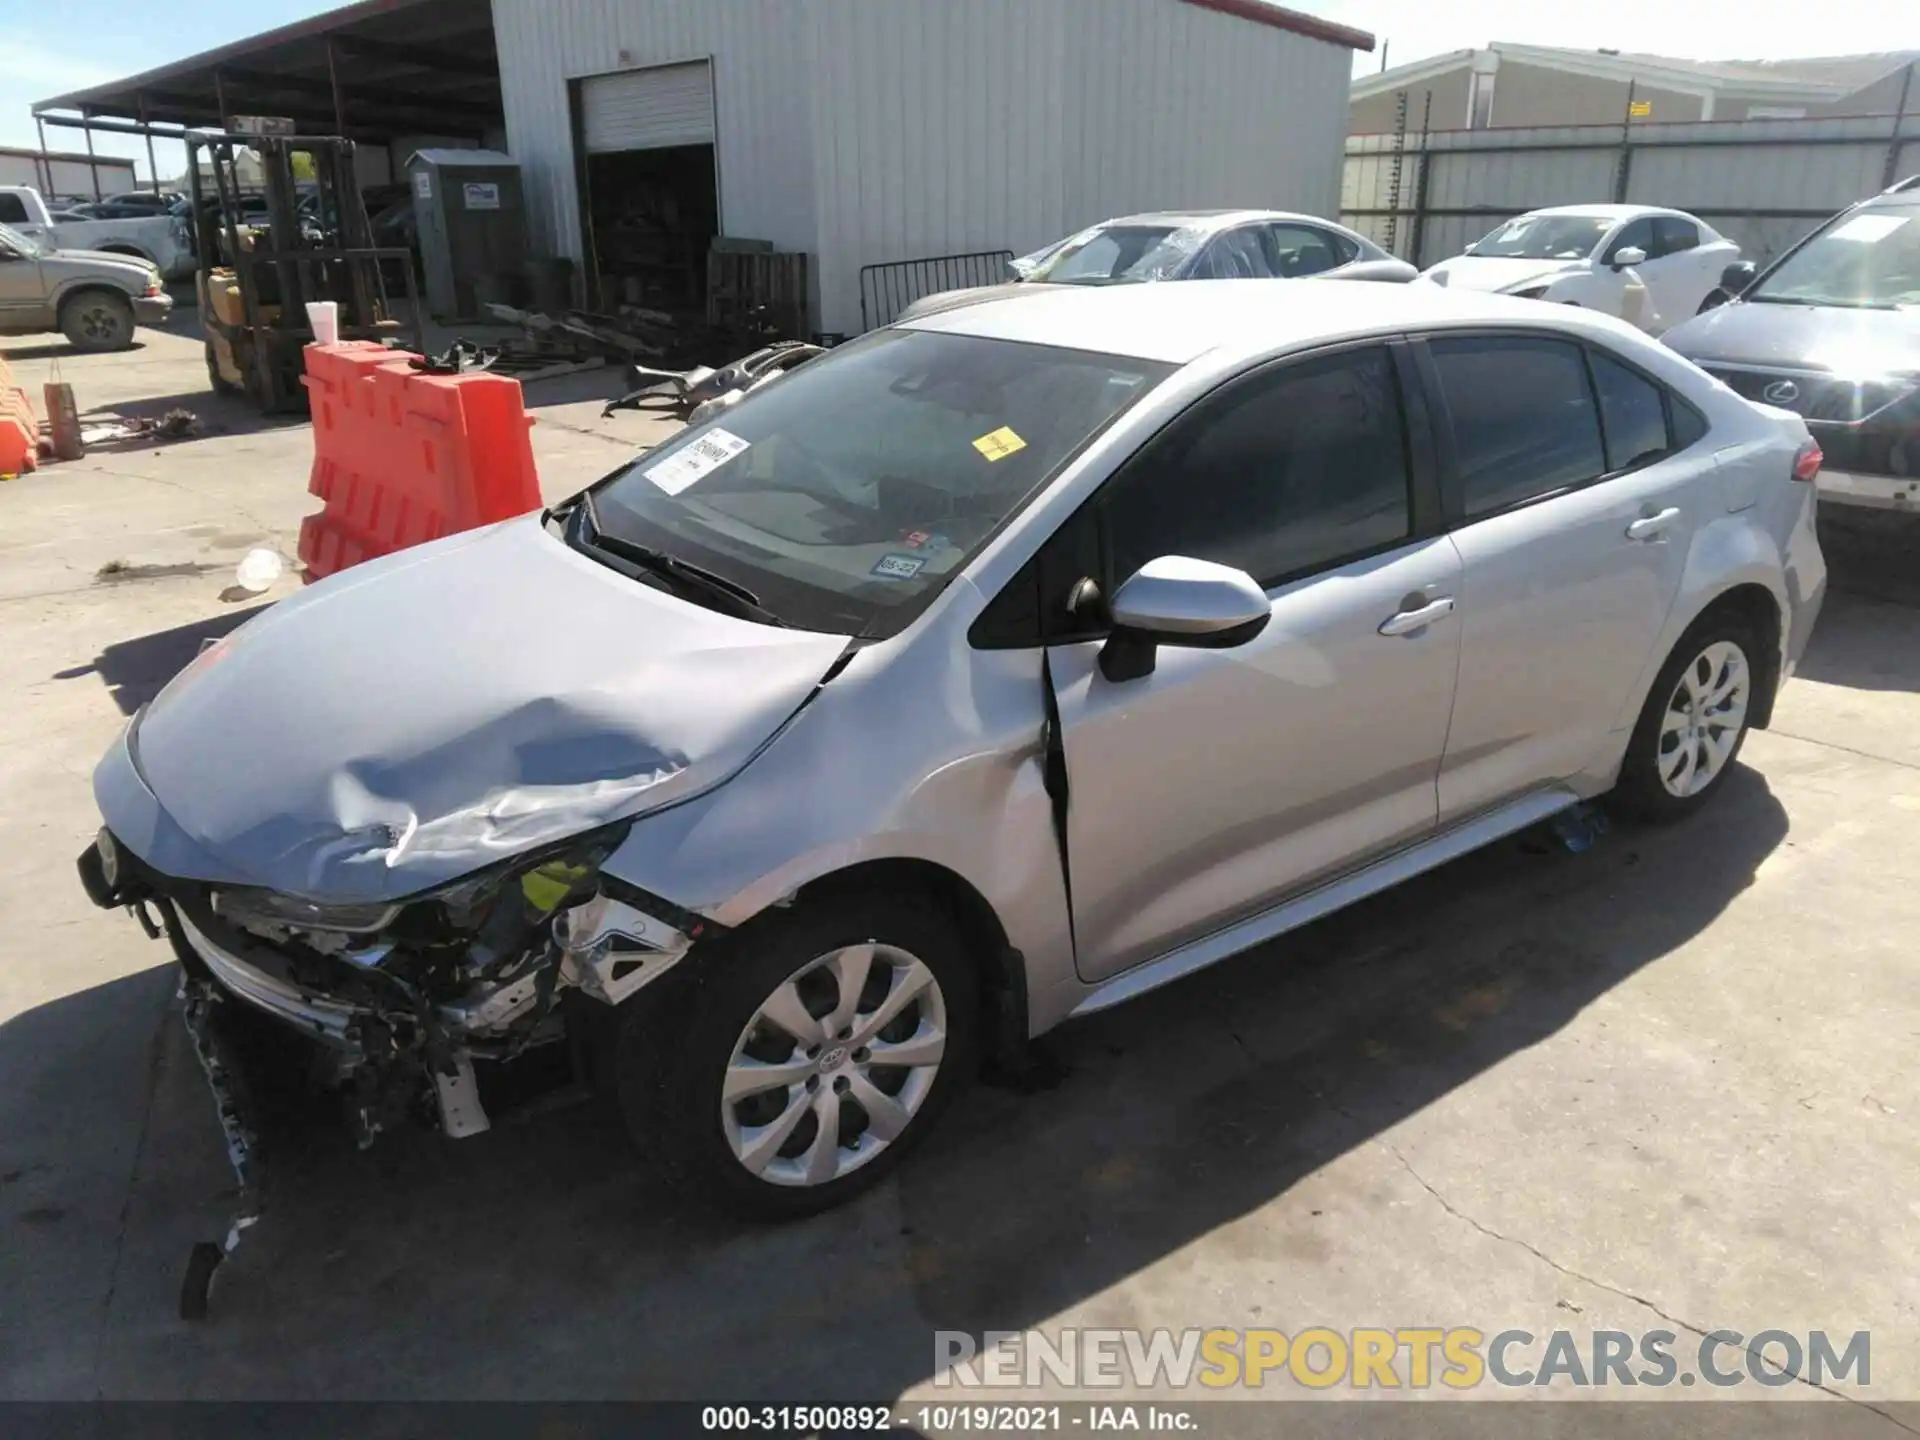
(586, 330), (1170, 637)
(1023, 223), (1207, 285)
(1749, 203), (1920, 309)
(1471, 214), (1612, 261)
(0, 221), (39, 257)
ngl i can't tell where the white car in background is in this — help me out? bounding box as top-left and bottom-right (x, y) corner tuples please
(1421, 205), (1740, 334)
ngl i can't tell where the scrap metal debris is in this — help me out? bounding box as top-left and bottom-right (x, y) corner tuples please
(77, 409), (202, 447)
(177, 977), (265, 1321)
(1549, 803), (1611, 854)
(603, 341), (825, 421)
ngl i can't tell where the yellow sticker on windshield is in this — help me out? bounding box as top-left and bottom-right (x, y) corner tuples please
(973, 425), (1028, 462)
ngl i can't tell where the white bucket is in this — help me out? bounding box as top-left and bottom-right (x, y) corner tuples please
(305, 301), (340, 346)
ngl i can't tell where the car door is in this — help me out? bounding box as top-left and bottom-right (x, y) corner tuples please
(0, 235), (49, 330)
(1418, 332), (1705, 825)
(1042, 343), (1464, 982)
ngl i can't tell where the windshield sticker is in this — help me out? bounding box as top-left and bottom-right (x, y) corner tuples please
(1829, 214), (1910, 243)
(899, 530), (951, 553)
(871, 553), (926, 580)
(642, 428), (751, 495)
(972, 426), (1028, 462)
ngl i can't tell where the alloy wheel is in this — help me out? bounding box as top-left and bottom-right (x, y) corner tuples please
(721, 943), (948, 1187)
(80, 303), (128, 346)
(1657, 640), (1750, 798)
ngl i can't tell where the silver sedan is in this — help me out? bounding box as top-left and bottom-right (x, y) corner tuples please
(85, 279), (1826, 1225)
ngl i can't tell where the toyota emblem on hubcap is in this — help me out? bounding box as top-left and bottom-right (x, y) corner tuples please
(1762, 379), (1801, 405)
(819, 1046), (848, 1071)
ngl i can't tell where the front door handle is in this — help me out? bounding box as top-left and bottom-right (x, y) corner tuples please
(1378, 596), (1455, 636)
(1626, 506), (1682, 541)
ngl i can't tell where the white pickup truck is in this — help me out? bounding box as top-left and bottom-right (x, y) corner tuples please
(0, 186), (191, 280)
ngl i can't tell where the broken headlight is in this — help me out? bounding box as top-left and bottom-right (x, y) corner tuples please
(211, 888), (400, 935)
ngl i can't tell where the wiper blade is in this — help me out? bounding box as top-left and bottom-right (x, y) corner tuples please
(576, 495), (788, 627)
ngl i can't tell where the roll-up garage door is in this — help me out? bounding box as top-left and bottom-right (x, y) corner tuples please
(581, 61), (715, 154)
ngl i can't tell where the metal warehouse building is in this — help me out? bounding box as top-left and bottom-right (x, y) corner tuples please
(492, 0), (1374, 335)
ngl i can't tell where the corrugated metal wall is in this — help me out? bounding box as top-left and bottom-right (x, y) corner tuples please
(1342, 114), (1920, 269)
(494, 0), (1356, 335)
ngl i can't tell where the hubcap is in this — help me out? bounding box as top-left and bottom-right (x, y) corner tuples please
(82, 306), (124, 343)
(1657, 640), (1750, 798)
(722, 943), (947, 1187)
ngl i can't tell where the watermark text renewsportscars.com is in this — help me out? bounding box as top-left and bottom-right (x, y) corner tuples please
(934, 1327), (1871, 1391)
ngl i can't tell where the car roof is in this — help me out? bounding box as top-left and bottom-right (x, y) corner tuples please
(1521, 203), (1684, 222)
(903, 276), (1615, 365)
(1102, 208), (1327, 233)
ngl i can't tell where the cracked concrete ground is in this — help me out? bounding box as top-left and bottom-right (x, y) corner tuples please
(2, 322), (1919, 1421)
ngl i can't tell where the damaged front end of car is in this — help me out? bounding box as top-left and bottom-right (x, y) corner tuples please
(77, 819), (720, 1316)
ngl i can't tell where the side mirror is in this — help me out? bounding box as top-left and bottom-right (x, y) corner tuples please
(1463, 242), (1479, 254)
(1720, 260), (1758, 295)
(1611, 245), (1647, 270)
(1098, 556), (1271, 684)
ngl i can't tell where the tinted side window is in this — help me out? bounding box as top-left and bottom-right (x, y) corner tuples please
(1429, 336), (1605, 519)
(1605, 218), (1655, 262)
(1653, 217), (1700, 256)
(1267, 224), (1349, 276)
(1670, 398), (1709, 450)
(1104, 348), (1412, 588)
(1588, 351), (1671, 471)
(0, 194), (28, 225)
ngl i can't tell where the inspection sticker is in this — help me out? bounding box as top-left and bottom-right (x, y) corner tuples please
(643, 428), (751, 495)
(972, 425), (1028, 462)
(871, 553), (926, 580)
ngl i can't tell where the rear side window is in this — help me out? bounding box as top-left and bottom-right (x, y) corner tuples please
(1104, 347), (1413, 587)
(1429, 336), (1606, 519)
(1267, 224), (1352, 276)
(1670, 399), (1708, 450)
(0, 194), (28, 225)
(1588, 352), (1671, 471)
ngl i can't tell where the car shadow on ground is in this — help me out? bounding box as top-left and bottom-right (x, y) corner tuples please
(52, 605), (269, 715)
(2, 340), (152, 363)
(1, 762), (1790, 1398)
(1819, 507), (1920, 612)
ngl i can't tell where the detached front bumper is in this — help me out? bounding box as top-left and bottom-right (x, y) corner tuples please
(1818, 469), (1919, 513)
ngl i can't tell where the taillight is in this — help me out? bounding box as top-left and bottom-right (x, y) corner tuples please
(1793, 441), (1823, 482)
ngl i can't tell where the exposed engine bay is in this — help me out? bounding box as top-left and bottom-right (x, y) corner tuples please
(77, 820), (718, 1316)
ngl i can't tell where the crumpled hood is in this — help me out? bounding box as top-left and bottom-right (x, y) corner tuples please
(1423, 257), (1582, 293)
(1662, 298), (1920, 374)
(99, 516), (849, 903)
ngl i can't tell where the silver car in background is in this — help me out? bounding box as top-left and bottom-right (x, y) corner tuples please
(83, 280), (1825, 1223)
(898, 209), (1417, 322)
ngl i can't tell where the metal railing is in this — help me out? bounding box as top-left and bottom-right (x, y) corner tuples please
(859, 250), (1015, 331)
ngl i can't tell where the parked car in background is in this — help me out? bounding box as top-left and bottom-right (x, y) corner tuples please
(0, 185), (191, 280)
(897, 210), (1417, 321)
(82, 279), (1823, 1219)
(1422, 205), (1740, 334)
(1663, 176), (1920, 514)
(0, 220), (173, 349)
(64, 192), (181, 220)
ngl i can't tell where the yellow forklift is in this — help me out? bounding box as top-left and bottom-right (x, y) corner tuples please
(188, 131), (421, 412)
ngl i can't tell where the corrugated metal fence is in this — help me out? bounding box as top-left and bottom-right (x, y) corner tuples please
(1341, 109), (1920, 270)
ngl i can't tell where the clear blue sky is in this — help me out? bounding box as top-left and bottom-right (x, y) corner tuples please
(8, 0), (1917, 187)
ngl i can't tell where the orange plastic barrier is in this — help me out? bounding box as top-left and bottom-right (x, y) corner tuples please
(0, 351), (40, 475)
(298, 341), (540, 580)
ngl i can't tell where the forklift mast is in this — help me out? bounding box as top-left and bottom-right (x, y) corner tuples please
(189, 132), (420, 412)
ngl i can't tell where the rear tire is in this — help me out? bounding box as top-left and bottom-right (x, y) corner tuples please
(1613, 613), (1760, 823)
(617, 889), (978, 1220)
(59, 289), (136, 352)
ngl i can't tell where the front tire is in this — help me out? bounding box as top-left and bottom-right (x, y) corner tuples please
(617, 889), (978, 1220)
(60, 289), (136, 352)
(1614, 614), (1759, 822)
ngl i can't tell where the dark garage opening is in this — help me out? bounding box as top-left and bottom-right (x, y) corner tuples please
(583, 143), (718, 313)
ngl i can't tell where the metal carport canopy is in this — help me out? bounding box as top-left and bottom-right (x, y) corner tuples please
(31, 0), (502, 143)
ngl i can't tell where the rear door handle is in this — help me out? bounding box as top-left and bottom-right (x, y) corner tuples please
(1378, 596), (1455, 636)
(1626, 507), (1682, 541)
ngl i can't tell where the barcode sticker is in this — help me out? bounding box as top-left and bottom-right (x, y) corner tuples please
(643, 428), (751, 495)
